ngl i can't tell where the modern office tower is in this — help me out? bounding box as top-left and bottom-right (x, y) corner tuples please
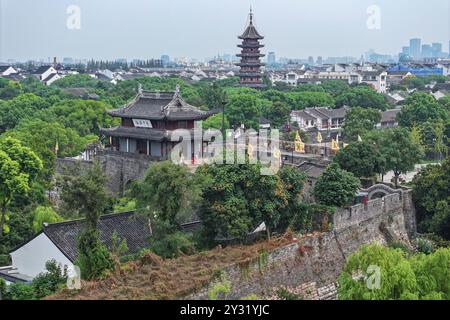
(410, 38), (421, 60)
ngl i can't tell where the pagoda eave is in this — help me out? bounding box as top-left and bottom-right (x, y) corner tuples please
(237, 44), (265, 49)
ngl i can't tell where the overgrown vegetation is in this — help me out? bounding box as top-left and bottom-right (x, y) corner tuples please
(338, 244), (450, 300)
(0, 260), (68, 300)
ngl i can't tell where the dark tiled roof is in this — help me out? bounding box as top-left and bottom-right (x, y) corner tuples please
(0, 66), (13, 72)
(297, 162), (327, 179)
(33, 65), (53, 75)
(239, 24), (264, 39)
(42, 73), (59, 82)
(318, 106), (349, 119)
(291, 110), (315, 121)
(100, 126), (167, 141)
(381, 109), (401, 123)
(107, 88), (210, 121)
(2, 74), (25, 82)
(238, 13), (264, 40)
(43, 212), (151, 262)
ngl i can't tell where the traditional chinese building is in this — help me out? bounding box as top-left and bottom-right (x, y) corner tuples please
(100, 85), (214, 161)
(237, 8), (265, 88)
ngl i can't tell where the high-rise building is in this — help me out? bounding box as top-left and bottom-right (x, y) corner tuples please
(317, 56), (323, 66)
(432, 43), (443, 58)
(410, 38), (421, 60)
(236, 8), (265, 88)
(161, 55), (170, 66)
(402, 46), (410, 56)
(421, 44), (432, 58)
(308, 56), (314, 66)
(267, 52), (276, 66)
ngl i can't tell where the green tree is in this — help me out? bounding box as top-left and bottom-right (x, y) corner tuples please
(32, 206), (63, 233)
(0, 77), (22, 99)
(313, 162), (360, 207)
(4, 119), (96, 183)
(365, 128), (424, 187)
(52, 74), (100, 88)
(288, 91), (335, 109)
(202, 113), (229, 131)
(338, 244), (450, 300)
(199, 82), (226, 110)
(58, 162), (113, 279)
(0, 93), (51, 132)
(263, 101), (291, 128)
(31, 260), (68, 299)
(334, 141), (385, 179)
(0, 137), (43, 237)
(225, 94), (263, 130)
(342, 107), (381, 141)
(36, 99), (117, 136)
(335, 86), (388, 110)
(197, 163), (305, 241)
(132, 162), (197, 230)
(397, 93), (449, 128)
(412, 158), (450, 239)
(320, 80), (351, 96)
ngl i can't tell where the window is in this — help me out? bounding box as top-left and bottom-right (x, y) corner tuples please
(178, 120), (188, 129)
(132, 119), (152, 128)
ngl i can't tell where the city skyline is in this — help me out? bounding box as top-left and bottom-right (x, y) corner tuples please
(0, 0), (449, 62)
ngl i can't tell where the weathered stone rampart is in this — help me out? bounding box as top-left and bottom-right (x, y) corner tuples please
(187, 187), (416, 300)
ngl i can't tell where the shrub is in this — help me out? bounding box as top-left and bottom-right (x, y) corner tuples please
(32, 260), (68, 299)
(0, 278), (6, 299)
(76, 230), (114, 280)
(275, 287), (303, 300)
(413, 238), (435, 255)
(0, 254), (10, 267)
(150, 232), (196, 259)
(208, 276), (231, 300)
(8, 283), (36, 300)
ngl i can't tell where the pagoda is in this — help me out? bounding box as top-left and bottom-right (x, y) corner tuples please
(236, 8), (265, 88)
(100, 85), (215, 161)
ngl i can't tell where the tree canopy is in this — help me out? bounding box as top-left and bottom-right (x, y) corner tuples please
(338, 244), (450, 300)
(313, 162), (361, 207)
(397, 93), (449, 128)
(334, 141), (385, 179)
(196, 163), (305, 241)
(412, 158), (450, 239)
(342, 107), (381, 141)
(0, 137), (43, 236)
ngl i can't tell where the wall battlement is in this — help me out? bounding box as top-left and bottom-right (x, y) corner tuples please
(334, 192), (403, 231)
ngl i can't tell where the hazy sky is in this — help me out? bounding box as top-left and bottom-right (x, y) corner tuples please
(0, 0), (449, 61)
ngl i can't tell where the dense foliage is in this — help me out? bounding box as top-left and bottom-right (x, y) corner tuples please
(338, 244), (450, 300)
(313, 163), (361, 207)
(0, 260), (68, 300)
(58, 162), (114, 279)
(196, 163), (305, 241)
(412, 158), (450, 240)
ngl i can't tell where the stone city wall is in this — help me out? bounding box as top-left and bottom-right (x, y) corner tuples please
(186, 188), (416, 300)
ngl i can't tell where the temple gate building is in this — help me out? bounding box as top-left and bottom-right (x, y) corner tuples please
(100, 85), (214, 162)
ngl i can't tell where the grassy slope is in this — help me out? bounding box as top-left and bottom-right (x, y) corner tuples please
(48, 234), (297, 300)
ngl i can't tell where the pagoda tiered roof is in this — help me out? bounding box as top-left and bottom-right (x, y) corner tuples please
(238, 9), (264, 40)
(107, 86), (211, 121)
